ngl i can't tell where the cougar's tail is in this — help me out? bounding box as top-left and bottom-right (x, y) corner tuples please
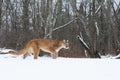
(7, 49), (27, 55)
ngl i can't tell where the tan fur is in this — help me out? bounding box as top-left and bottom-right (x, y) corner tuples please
(8, 39), (69, 59)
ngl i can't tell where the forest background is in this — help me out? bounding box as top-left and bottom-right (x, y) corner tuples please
(0, 0), (120, 58)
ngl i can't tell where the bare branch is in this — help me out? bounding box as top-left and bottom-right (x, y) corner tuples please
(95, 5), (101, 14)
(53, 17), (78, 31)
(77, 35), (90, 49)
(95, 22), (99, 36)
(46, 17), (78, 37)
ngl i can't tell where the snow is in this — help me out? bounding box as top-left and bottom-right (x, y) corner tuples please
(0, 49), (120, 80)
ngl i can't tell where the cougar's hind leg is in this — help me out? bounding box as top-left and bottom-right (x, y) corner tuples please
(23, 53), (29, 59)
(32, 46), (40, 59)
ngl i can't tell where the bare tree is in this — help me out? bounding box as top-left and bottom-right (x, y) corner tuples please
(0, 0), (2, 30)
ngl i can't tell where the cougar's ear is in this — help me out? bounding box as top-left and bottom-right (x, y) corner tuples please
(63, 40), (66, 42)
(66, 40), (69, 42)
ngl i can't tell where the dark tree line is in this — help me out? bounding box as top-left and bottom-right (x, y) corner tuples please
(0, 0), (120, 58)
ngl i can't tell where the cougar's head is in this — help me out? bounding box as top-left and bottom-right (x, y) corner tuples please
(62, 40), (69, 49)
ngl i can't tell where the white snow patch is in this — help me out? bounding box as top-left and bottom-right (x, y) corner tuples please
(0, 49), (120, 80)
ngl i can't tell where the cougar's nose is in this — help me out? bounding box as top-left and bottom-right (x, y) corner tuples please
(66, 45), (69, 49)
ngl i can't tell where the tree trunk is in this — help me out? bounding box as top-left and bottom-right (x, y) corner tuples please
(0, 0), (2, 31)
(22, 0), (29, 31)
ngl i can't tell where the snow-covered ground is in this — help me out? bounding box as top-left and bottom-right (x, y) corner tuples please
(0, 49), (120, 80)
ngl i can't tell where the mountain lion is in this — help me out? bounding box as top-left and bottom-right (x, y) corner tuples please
(8, 38), (69, 59)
